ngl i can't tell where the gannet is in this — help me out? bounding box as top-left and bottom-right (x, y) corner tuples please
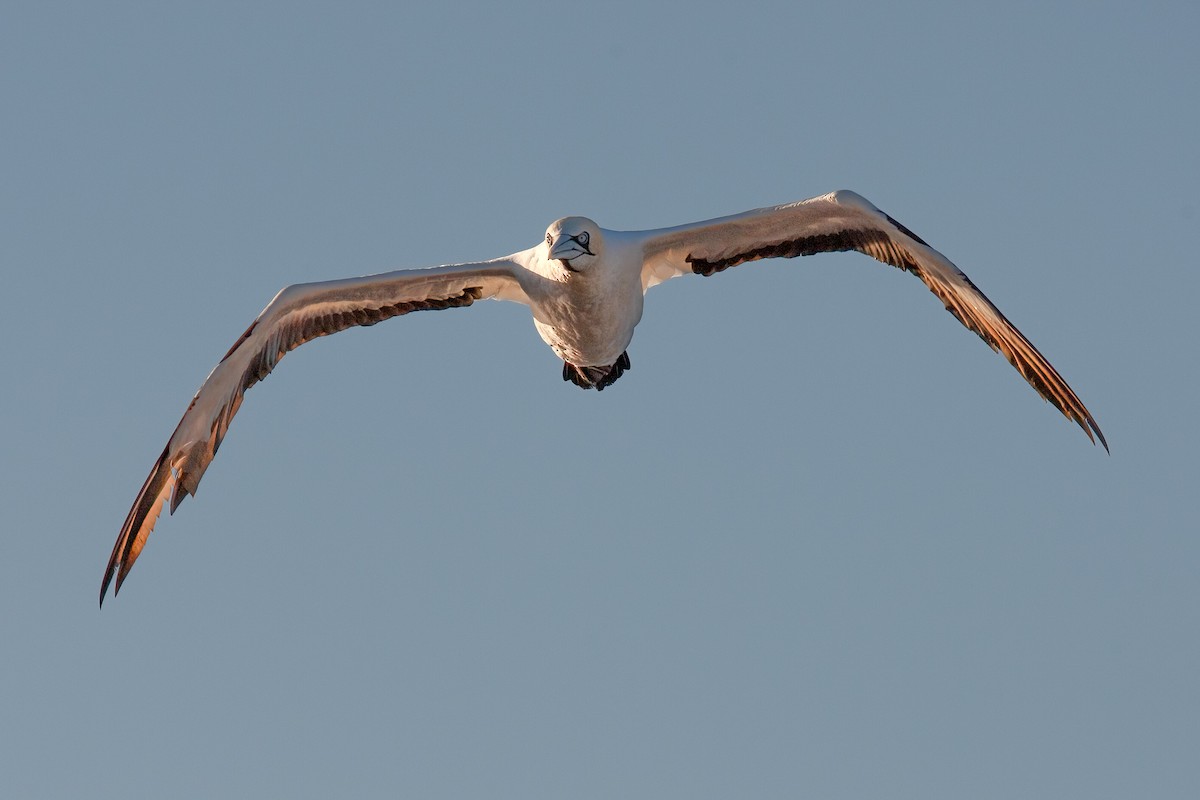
(101, 190), (1106, 604)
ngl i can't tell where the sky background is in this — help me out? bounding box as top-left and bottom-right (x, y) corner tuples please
(2, 1), (1197, 797)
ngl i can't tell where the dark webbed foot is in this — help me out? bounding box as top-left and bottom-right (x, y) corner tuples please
(562, 352), (631, 391)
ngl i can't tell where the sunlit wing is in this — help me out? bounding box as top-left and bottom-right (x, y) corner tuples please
(101, 258), (531, 604)
(637, 190), (1106, 450)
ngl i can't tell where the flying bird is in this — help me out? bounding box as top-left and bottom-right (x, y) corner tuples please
(101, 190), (1106, 604)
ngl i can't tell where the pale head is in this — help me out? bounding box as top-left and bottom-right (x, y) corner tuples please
(546, 216), (602, 272)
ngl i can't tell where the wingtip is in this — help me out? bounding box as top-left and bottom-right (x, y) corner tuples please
(99, 571), (113, 608)
(101, 445), (176, 609)
(99, 556), (122, 607)
(1077, 414), (1109, 454)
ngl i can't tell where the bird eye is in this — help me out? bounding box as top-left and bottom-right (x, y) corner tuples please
(577, 231), (590, 246)
(546, 233), (552, 246)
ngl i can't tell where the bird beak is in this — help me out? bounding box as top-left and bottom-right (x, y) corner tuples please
(549, 234), (586, 262)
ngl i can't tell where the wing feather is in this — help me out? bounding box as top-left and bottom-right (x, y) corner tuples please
(101, 259), (528, 604)
(637, 190), (1106, 450)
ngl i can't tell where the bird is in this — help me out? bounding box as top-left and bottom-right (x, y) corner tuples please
(100, 190), (1106, 604)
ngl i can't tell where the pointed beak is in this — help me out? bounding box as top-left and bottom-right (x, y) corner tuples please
(549, 234), (586, 262)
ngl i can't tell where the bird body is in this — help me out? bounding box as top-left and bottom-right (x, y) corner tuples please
(101, 190), (1106, 604)
(527, 226), (646, 369)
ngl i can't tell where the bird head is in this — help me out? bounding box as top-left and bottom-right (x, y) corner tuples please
(545, 217), (601, 273)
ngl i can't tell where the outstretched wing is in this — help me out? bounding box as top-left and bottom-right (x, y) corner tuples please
(101, 258), (530, 604)
(637, 190), (1106, 450)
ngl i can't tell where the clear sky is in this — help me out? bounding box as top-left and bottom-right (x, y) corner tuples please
(2, 1), (1197, 797)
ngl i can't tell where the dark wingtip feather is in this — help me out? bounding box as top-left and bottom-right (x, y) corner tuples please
(100, 446), (174, 607)
(1089, 418), (1109, 454)
(99, 567), (114, 608)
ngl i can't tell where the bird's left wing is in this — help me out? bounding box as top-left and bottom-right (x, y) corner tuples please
(635, 190), (1106, 450)
(101, 257), (530, 604)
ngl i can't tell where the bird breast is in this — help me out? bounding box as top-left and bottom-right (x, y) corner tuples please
(530, 273), (644, 367)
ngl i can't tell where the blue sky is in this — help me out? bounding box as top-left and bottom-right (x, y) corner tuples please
(2, 2), (1197, 797)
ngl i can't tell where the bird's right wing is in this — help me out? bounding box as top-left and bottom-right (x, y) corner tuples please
(101, 257), (531, 604)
